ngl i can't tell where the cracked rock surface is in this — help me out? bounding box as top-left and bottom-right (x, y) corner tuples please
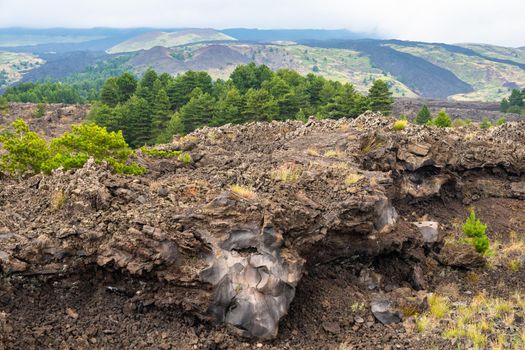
(1, 112), (524, 340)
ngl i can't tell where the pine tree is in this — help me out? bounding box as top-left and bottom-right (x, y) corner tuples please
(100, 78), (120, 107)
(123, 96), (153, 148)
(242, 88), (279, 122)
(415, 105), (432, 125)
(136, 69), (159, 105)
(433, 110), (452, 128)
(499, 98), (509, 112)
(178, 88), (216, 132)
(211, 87), (244, 126)
(508, 89), (524, 107)
(151, 88), (172, 138)
(115, 72), (137, 103)
(368, 80), (394, 115)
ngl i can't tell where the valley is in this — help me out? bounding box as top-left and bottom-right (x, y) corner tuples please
(1, 28), (524, 101)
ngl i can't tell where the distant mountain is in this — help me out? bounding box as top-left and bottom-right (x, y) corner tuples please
(19, 51), (109, 82)
(107, 29), (235, 53)
(128, 45), (250, 78)
(220, 28), (374, 42)
(1, 27), (525, 101)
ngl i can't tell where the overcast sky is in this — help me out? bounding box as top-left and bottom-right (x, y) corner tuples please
(0, 0), (523, 47)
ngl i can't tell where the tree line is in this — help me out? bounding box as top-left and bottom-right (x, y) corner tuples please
(500, 88), (525, 114)
(88, 64), (393, 147)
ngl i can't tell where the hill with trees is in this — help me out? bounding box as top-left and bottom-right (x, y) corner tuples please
(1, 28), (525, 101)
(85, 64), (391, 147)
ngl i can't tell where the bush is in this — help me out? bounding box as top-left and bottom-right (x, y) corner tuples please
(496, 117), (506, 126)
(480, 117), (492, 129)
(433, 110), (452, 128)
(0, 119), (143, 175)
(43, 123), (144, 174)
(33, 103), (46, 118)
(393, 119), (408, 131)
(452, 118), (466, 127)
(462, 210), (490, 254)
(0, 119), (50, 175)
(0, 96), (8, 112)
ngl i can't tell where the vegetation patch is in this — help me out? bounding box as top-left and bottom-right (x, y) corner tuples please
(393, 119), (408, 131)
(462, 210), (490, 254)
(0, 119), (144, 176)
(229, 184), (257, 200)
(272, 164), (302, 183)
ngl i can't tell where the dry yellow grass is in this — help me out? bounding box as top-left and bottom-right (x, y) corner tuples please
(324, 149), (344, 158)
(230, 184), (257, 200)
(306, 147), (320, 156)
(272, 164), (302, 183)
(428, 294), (450, 319)
(344, 173), (364, 186)
(50, 190), (66, 211)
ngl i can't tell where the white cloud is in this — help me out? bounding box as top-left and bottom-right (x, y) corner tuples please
(0, 0), (523, 46)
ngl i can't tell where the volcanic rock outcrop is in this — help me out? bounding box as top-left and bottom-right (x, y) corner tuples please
(0, 112), (524, 339)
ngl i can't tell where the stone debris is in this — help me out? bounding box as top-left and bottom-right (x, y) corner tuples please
(0, 112), (524, 339)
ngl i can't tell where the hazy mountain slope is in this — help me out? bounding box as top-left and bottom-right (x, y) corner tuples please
(387, 43), (525, 101)
(107, 29), (235, 54)
(0, 51), (43, 89)
(458, 43), (525, 66)
(220, 28), (374, 42)
(18, 51), (109, 82)
(129, 46), (188, 74)
(305, 39), (473, 99)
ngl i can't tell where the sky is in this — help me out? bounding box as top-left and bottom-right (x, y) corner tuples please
(0, 0), (523, 47)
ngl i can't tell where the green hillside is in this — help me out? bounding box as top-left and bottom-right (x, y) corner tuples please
(0, 51), (43, 89)
(387, 43), (525, 101)
(107, 29), (235, 53)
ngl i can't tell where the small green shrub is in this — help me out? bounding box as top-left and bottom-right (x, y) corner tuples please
(33, 103), (46, 118)
(0, 119), (50, 175)
(462, 210), (490, 254)
(452, 118), (466, 127)
(433, 110), (452, 128)
(393, 119), (408, 131)
(0, 119), (144, 176)
(496, 117), (506, 126)
(141, 146), (192, 164)
(177, 152), (192, 164)
(0, 96), (8, 112)
(480, 117), (492, 129)
(141, 147), (182, 158)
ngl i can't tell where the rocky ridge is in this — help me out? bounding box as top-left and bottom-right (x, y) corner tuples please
(0, 112), (524, 342)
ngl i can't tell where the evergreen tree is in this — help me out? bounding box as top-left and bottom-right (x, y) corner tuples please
(305, 73), (325, 107)
(211, 87), (244, 126)
(100, 78), (120, 107)
(115, 72), (137, 103)
(231, 63), (274, 93)
(368, 80), (394, 115)
(123, 96), (153, 148)
(242, 88), (279, 122)
(433, 110), (452, 128)
(136, 69), (159, 104)
(415, 105), (432, 125)
(178, 88), (216, 132)
(167, 71), (213, 110)
(151, 88), (172, 139)
(499, 98), (509, 112)
(509, 89), (524, 107)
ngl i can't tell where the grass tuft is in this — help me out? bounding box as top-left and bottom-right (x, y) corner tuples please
(393, 119), (408, 131)
(230, 184), (257, 200)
